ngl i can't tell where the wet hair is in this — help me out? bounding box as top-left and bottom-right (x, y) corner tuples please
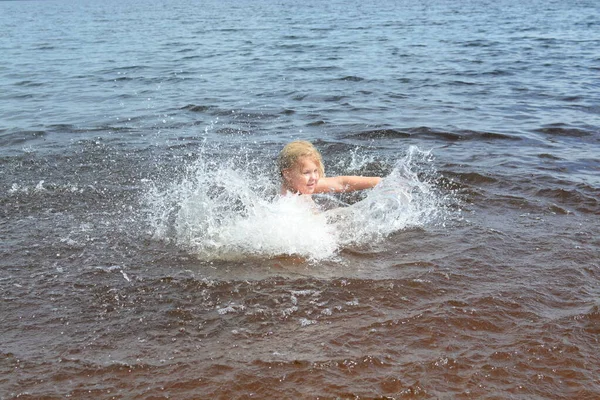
(277, 140), (325, 177)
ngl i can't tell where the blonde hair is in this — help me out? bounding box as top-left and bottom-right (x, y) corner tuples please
(277, 140), (325, 177)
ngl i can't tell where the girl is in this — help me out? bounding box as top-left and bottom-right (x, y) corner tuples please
(278, 141), (381, 195)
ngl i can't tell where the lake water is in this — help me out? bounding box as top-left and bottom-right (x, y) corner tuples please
(1, 0), (599, 398)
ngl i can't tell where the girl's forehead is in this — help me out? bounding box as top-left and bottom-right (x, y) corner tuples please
(295, 156), (319, 168)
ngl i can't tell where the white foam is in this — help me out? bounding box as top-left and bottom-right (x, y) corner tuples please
(34, 180), (46, 192)
(143, 146), (450, 261)
(326, 147), (444, 246)
(8, 182), (85, 195)
(299, 318), (317, 327)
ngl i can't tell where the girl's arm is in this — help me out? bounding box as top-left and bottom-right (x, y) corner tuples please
(315, 176), (381, 194)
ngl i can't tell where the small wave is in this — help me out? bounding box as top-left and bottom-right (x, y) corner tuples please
(98, 65), (148, 73)
(0, 130), (47, 147)
(408, 127), (462, 141)
(481, 69), (513, 76)
(535, 187), (599, 214)
(182, 104), (213, 113)
(538, 153), (563, 160)
(462, 130), (519, 141)
(449, 80), (477, 86)
(291, 94), (308, 101)
(14, 80), (45, 87)
(345, 129), (411, 140)
(288, 65), (342, 72)
(403, 127), (518, 142)
(577, 305), (600, 334)
(338, 76), (364, 82)
(46, 124), (80, 133)
(534, 126), (592, 138)
(281, 35), (306, 40)
(443, 171), (498, 185)
(174, 47), (195, 53)
(460, 39), (498, 48)
(561, 95), (583, 102)
(323, 95), (347, 102)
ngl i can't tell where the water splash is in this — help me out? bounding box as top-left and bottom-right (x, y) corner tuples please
(328, 146), (447, 246)
(143, 145), (451, 261)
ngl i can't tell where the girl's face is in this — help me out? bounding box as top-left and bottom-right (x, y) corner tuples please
(283, 156), (320, 194)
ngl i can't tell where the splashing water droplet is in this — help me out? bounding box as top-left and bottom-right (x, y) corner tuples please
(143, 145), (453, 261)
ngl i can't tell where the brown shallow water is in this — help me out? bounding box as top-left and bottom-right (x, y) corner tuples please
(2, 140), (599, 398)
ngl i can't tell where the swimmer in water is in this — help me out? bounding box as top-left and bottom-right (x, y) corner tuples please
(278, 140), (381, 195)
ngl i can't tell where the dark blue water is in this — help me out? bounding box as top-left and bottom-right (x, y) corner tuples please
(2, 0), (599, 146)
(1, 0), (599, 398)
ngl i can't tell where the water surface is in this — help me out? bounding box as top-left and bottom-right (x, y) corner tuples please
(1, 0), (599, 398)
